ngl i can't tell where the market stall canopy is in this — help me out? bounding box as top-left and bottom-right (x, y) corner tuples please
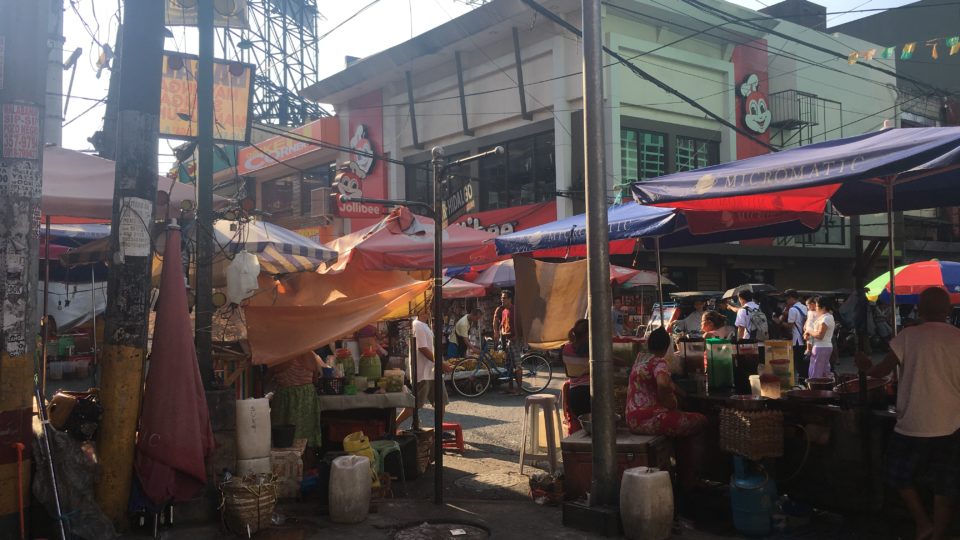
(244, 271), (430, 366)
(320, 206), (499, 273)
(493, 201), (822, 256)
(621, 270), (677, 289)
(135, 226), (213, 506)
(42, 146), (226, 219)
(866, 259), (960, 304)
(442, 277), (486, 299)
(631, 127), (960, 217)
(473, 258), (645, 288)
(60, 219), (336, 278)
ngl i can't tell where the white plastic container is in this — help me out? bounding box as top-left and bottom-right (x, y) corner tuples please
(329, 455), (371, 524)
(236, 398), (271, 460)
(620, 467), (673, 540)
(236, 457), (271, 476)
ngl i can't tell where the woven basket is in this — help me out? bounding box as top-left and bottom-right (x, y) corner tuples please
(719, 408), (783, 461)
(219, 474), (278, 537)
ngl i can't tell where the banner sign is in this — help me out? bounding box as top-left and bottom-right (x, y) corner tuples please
(453, 201), (557, 236)
(159, 52), (254, 143)
(441, 180), (475, 228)
(234, 117), (339, 177)
(166, 0), (249, 28)
(336, 90), (387, 224)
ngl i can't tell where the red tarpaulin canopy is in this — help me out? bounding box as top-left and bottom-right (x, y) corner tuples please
(321, 206), (500, 273)
(134, 226), (213, 505)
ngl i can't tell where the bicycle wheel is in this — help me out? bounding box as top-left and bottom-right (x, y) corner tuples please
(451, 356), (493, 398)
(519, 353), (552, 394)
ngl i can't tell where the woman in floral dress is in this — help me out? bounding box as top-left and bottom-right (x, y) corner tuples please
(626, 328), (706, 490)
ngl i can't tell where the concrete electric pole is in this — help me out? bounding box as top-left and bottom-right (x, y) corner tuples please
(0, 1), (48, 535)
(95, 0), (165, 527)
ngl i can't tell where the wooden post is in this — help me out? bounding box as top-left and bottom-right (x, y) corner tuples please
(95, 0), (164, 527)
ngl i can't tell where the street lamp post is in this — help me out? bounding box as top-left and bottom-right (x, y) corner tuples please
(429, 145), (503, 505)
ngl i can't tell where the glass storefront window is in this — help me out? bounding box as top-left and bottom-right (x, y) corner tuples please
(300, 162), (335, 216)
(261, 177), (294, 217)
(478, 131), (555, 211)
(675, 136), (717, 172)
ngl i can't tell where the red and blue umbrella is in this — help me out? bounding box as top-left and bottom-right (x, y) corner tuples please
(866, 259), (960, 304)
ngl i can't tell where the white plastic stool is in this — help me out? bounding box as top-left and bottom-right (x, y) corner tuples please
(519, 393), (562, 475)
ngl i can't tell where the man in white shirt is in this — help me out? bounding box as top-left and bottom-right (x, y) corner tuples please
(733, 290), (761, 340)
(679, 299), (706, 335)
(777, 290), (808, 380)
(857, 287), (960, 540)
(397, 309), (451, 426)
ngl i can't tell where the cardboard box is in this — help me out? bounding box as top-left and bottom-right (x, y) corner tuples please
(271, 438), (308, 499)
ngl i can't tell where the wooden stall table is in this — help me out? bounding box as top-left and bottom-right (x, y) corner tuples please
(318, 388), (415, 451)
(560, 428), (673, 500)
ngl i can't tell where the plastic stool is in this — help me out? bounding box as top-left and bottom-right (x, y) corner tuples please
(441, 422), (465, 454)
(370, 440), (406, 495)
(519, 393), (562, 475)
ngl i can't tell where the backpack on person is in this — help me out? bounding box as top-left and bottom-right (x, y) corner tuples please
(746, 306), (770, 341)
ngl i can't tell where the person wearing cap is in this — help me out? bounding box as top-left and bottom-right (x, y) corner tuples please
(856, 287), (960, 540)
(777, 290), (808, 381)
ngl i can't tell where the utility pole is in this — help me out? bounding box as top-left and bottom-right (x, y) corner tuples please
(195, 0), (215, 388)
(0, 2), (47, 535)
(582, 0), (618, 508)
(96, 0), (164, 527)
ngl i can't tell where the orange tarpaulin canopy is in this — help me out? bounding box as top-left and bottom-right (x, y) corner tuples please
(244, 271), (429, 366)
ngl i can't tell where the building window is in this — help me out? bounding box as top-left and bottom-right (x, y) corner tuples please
(621, 128), (666, 183)
(405, 162), (432, 209)
(261, 177), (294, 217)
(479, 132), (555, 211)
(675, 136), (718, 172)
(300, 162), (335, 216)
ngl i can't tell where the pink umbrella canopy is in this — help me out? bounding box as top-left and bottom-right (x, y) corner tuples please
(321, 206), (500, 273)
(134, 226), (214, 506)
(442, 277), (487, 299)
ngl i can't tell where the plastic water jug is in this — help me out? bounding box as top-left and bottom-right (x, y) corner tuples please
(358, 352), (382, 381)
(620, 467), (673, 540)
(764, 339), (794, 388)
(343, 431), (380, 488)
(706, 338), (734, 390)
(329, 455), (372, 524)
(730, 457), (776, 536)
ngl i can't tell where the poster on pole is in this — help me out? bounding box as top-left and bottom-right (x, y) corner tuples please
(1, 103), (41, 160)
(165, 0), (249, 29)
(159, 52), (254, 143)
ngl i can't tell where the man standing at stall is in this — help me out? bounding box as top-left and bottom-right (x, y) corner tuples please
(452, 308), (482, 358)
(397, 308), (451, 426)
(778, 290), (808, 381)
(856, 287), (960, 540)
(497, 290), (524, 395)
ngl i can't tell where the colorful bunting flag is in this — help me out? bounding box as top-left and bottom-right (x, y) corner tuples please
(862, 49), (876, 61)
(948, 37), (960, 56)
(879, 46), (897, 59)
(927, 40), (939, 60)
(901, 42), (916, 60)
(847, 51), (859, 64)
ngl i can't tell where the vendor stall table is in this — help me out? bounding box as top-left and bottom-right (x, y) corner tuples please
(318, 388), (415, 450)
(560, 429), (672, 500)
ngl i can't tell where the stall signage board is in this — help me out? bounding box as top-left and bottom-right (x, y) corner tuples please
(441, 181), (475, 228)
(159, 52), (254, 143)
(165, 0), (249, 28)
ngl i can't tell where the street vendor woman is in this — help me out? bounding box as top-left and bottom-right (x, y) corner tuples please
(626, 328), (707, 490)
(268, 350), (325, 464)
(856, 287), (960, 540)
(562, 319), (591, 418)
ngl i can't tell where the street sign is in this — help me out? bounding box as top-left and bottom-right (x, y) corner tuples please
(441, 181), (475, 228)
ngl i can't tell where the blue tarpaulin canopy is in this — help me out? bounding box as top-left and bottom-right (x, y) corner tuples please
(493, 201), (820, 255)
(631, 127), (960, 216)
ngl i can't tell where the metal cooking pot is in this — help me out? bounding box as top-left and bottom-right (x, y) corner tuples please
(727, 395), (770, 411)
(806, 377), (835, 391)
(834, 377), (887, 408)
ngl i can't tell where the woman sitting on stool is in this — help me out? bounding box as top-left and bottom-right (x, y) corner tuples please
(562, 319), (591, 421)
(626, 328), (707, 490)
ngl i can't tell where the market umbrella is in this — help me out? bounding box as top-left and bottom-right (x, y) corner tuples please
(631, 127), (960, 332)
(321, 206), (500, 273)
(134, 225), (214, 506)
(722, 283), (779, 301)
(474, 258), (642, 288)
(442, 277), (486, 299)
(865, 259), (960, 304)
(621, 270), (677, 289)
